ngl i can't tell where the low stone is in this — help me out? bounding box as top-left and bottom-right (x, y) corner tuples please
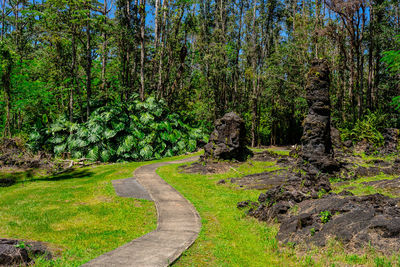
(0, 239), (52, 266)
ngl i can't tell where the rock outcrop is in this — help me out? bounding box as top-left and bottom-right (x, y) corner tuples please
(380, 128), (399, 154)
(238, 60), (400, 253)
(203, 112), (251, 161)
(0, 239), (52, 266)
(276, 193), (400, 252)
(300, 59), (339, 173)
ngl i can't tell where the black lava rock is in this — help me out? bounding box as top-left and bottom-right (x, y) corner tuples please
(203, 112), (252, 161)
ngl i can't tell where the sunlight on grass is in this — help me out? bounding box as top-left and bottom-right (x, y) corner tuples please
(158, 162), (297, 266)
(332, 173), (399, 197)
(0, 152), (200, 266)
(250, 146), (291, 156)
(159, 161), (400, 267)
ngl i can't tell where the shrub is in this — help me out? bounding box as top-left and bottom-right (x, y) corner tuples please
(29, 96), (208, 162)
(340, 111), (386, 147)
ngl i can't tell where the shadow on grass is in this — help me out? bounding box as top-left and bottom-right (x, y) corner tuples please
(0, 168), (95, 187)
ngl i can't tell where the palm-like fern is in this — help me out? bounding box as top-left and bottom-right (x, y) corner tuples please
(29, 95), (208, 162)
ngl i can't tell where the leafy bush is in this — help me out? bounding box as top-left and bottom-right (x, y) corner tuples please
(340, 111), (386, 147)
(29, 96), (208, 162)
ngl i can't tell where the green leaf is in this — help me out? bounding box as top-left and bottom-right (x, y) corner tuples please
(100, 149), (114, 162)
(117, 135), (135, 155)
(140, 145), (153, 159)
(104, 128), (117, 139)
(140, 112), (154, 124)
(188, 139), (197, 152)
(54, 143), (66, 155)
(87, 146), (99, 161)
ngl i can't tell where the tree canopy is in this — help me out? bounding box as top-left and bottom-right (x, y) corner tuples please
(0, 0), (399, 159)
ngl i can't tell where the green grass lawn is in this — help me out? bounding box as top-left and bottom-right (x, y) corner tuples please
(158, 161), (299, 266)
(2, 151), (398, 266)
(0, 153), (199, 266)
(158, 160), (400, 267)
(251, 146), (291, 156)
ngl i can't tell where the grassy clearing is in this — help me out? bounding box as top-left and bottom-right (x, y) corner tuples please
(332, 173), (399, 197)
(251, 146), (291, 156)
(0, 152), (200, 266)
(159, 160), (400, 267)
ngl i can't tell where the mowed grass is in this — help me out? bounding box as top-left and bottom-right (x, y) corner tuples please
(158, 161), (298, 266)
(158, 160), (400, 267)
(0, 152), (199, 266)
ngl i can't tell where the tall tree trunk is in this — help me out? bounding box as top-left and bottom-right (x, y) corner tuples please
(250, 0), (258, 147)
(86, 4), (92, 120)
(70, 28), (77, 123)
(154, 0), (160, 50)
(139, 0), (146, 101)
(157, 0), (167, 98)
(101, 0), (111, 102)
(233, 0), (244, 107)
(1, 0), (5, 40)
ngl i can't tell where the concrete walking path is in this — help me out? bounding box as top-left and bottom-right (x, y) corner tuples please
(82, 156), (201, 267)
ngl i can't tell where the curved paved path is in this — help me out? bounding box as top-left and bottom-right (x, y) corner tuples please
(83, 156), (201, 267)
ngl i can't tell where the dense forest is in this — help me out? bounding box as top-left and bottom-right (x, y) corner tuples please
(0, 0), (399, 161)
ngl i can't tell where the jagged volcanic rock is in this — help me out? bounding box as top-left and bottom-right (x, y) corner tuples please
(300, 59), (339, 173)
(203, 112), (252, 161)
(0, 239), (52, 266)
(380, 128), (399, 155)
(238, 60), (400, 253)
(276, 193), (400, 252)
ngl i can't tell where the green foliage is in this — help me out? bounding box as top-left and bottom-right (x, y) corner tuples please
(340, 111), (386, 147)
(310, 227), (316, 236)
(29, 96), (208, 162)
(382, 35), (400, 75)
(320, 210), (332, 224)
(382, 35), (400, 112)
(14, 241), (30, 249)
(374, 256), (392, 267)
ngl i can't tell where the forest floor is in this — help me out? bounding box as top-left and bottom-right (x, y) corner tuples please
(1, 148), (400, 266)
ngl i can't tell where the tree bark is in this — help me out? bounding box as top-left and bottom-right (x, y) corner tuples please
(250, 0), (258, 147)
(139, 0), (146, 101)
(101, 0), (112, 102)
(86, 2), (92, 120)
(70, 27), (77, 123)
(1, 0), (5, 40)
(157, 0), (167, 98)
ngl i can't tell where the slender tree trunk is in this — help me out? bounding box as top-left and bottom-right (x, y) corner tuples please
(154, 0), (160, 50)
(250, 0), (258, 147)
(1, 0), (5, 40)
(157, 0), (167, 98)
(349, 39), (356, 120)
(70, 28), (77, 123)
(86, 4), (92, 120)
(233, 0), (243, 107)
(139, 0), (146, 101)
(101, 0), (111, 102)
